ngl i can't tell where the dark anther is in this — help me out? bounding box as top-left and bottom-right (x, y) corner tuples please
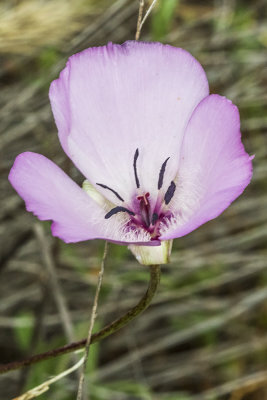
(164, 181), (176, 205)
(152, 213), (159, 225)
(158, 157), (170, 190)
(105, 206), (135, 219)
(133, 148), (140, 188)
(96, 183), (124, 202)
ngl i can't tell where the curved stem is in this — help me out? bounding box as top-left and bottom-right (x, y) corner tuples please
(0, 264), (161, 375)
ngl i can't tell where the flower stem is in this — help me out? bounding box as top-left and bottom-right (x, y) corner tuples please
(0, 264), (161, 375)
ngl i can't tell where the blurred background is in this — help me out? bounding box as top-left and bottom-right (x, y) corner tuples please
(0, 0), (267, 399)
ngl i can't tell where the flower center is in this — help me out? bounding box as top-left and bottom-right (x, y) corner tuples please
(99, 148), (176, 239)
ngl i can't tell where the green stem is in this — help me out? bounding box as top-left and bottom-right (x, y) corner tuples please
(0, 264), (161, 375)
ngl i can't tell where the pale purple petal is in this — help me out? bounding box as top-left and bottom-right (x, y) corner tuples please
(49, 67), (71, 155)
(160, 95), (253, 240)
(8, 152), (153, 244)
(49, 41), (209, 208)
(8, 152), (104, 242)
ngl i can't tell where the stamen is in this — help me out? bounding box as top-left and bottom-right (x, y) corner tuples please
(96, 183), (124, 202)
(164, 181), (176, 205)
(158, 157), (170, 190)
(152, 213), (159, 225)
(133, 148), (140, 188)
(105, 206), (135, 219)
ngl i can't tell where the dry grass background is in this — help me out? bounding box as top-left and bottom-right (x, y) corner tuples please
(0, 0), (267, 399)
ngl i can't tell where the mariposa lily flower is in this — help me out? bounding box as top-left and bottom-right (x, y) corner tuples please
(9, 41), (253, 265)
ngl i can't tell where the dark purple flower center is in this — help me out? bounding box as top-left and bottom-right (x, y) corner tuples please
(101, 149), (176, 238)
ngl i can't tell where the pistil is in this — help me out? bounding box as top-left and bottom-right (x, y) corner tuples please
(137, 192), (151, 228)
